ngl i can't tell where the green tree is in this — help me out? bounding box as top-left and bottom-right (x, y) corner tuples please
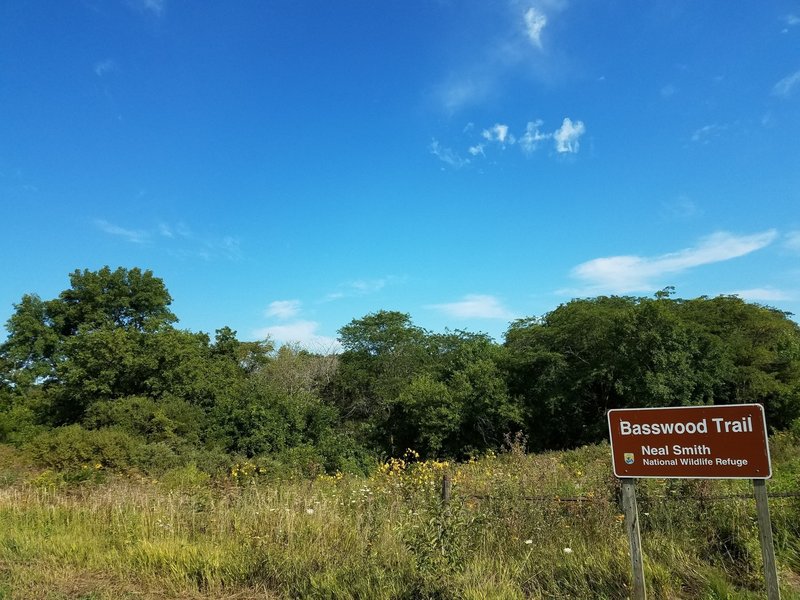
(1, 267), (245, 426)
(51, 266), (176, 335)
(505, 296), (710, 448)
(394, 374), (459, 456)
(428, 331), (520, 456)
(333, 311), (432, 451)
(677, 296), (800, 428)
(1, 267), (176, 391)
(1, 294), (62, 388)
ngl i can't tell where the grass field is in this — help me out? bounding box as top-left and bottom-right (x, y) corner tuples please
(0, 436), (799, 599)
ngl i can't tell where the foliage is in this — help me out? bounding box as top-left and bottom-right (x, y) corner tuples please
(25, 424), (147, 472)
(1, 268), (799, 472)
(505, 294), (800, 449)
(1, 439), (799, 599)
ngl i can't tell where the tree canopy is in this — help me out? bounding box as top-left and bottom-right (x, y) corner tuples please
(1, 268), (799, 474)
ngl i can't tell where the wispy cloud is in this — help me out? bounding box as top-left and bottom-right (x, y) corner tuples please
(433, 116), (584, 167)
(660, 84), (677, 98)
(569, 230), (778, 294)
(437, 78), (490, 114)
(158, 222), (174, 238)
(325, 276), (403, 301)
(691, 123), (727, 143)
(210, 236), (241, 261)
(94, 218), (240, 260)
(482, 123), (514, 145)
(253, 320), (341, 352)
(519, 120), (551, 153)
(432, 2), (567, 112)
(94, 219), (149, 244)
(553, 117), (585, 153)
(786, 231), (800, 252)
(349, 278), (390, 294)
(136, 0), (165, 17)
(266, 300), (301, 320)
(93, 59), (117, 77)
(429, 294), (516, 320)
(728, 288), (793, 302)
(660, 195), (703, 220)
(772, 69), (800, 97)
(430, 140), (470, 168)
(524, 7), (547, 49)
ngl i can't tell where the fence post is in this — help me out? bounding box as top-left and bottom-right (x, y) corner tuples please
(621, 478), (646, 600)
(441, 472), (452, 505)
(753, 479), (781, 600)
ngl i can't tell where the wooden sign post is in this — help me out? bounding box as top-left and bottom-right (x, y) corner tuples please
(608, 404), (778, 600)
(621, 478), (646, 600)
(753, 478), (781, 599)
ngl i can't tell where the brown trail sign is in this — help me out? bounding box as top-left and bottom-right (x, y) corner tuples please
(608, 404), (779, 600)
(608, 404), (771, 479)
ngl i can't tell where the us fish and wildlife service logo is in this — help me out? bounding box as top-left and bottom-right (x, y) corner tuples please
(624, 453), (635, 465)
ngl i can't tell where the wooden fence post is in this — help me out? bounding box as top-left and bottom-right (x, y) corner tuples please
(753, 479), (781, 600)
(441, 472), (452, 505)
(621, 478), (646, 600)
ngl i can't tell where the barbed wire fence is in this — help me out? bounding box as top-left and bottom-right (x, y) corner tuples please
(438, 472), (800, 506)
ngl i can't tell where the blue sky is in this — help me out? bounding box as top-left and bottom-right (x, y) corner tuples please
(2, 1), (799, 350)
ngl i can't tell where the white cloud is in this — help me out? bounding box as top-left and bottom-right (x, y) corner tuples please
(94, 59), (117, 77)
(728, 288), (793, 302)
(553, 117), (585, 153)
(785, 14), (800, 26)
(519, 120), (551, 153)
(324, 276), (403, 301)
(94, 219), (149, 244)
(430, 294), (516, 320)
(434, 117), (585, 165)
(430, 139), (469, 168)
(691, 123), (726, 143)
(524, 7), (548, 49)
(141, 0), (165, 16)
(660, 195), (703, 220)
(570, 230), (779, 294)
(772, 69), (800, 97)
(253, 321), (341, 353)
(96, 218), (239, 260)
(211, 236), (241, 260)
(266, 300), (301, 320)
(786, 231), (800, 252)
(432, 2), (568, 113)
(349, 278), (389, 294)
(482, 123), (514, 145)
(436, 78), (489, 113)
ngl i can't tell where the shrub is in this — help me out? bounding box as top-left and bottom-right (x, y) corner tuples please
(23, 424), (176, 473)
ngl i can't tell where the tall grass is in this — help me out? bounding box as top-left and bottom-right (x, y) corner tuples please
(0, 437), (798, 599)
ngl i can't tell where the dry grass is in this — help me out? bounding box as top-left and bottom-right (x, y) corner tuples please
(0, 439), (798, 599)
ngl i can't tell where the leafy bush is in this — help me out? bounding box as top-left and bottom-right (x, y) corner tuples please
(23, 425), (188, 473)
(83, 395), (205, 447)
(159, 464), (211, 491)
(0, 404), (46, 446)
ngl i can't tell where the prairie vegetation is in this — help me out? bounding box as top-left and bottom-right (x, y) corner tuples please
(1, 435), (799, 599)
